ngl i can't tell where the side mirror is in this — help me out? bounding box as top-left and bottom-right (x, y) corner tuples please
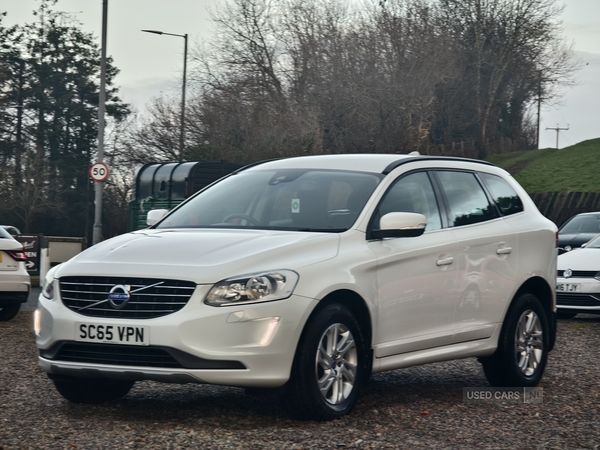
(146, 209), (169, 226)
(372, 212), (427, 239)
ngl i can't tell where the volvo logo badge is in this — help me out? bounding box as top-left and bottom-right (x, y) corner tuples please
(563, 269), (572, 279)
(108, 284), (131, 309)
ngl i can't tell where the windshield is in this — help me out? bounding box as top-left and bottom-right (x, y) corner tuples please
(584, 235), (600, 248)
(157, 169), (383, 232)
(560, 214), (600, 234)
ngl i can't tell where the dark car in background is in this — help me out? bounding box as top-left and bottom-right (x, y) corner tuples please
(558, 212), (600, 254)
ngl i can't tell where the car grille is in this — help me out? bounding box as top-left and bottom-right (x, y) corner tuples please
(557, 270), (598, 278)
(557, 293), (600, 307)
(53, 342), (183, 368)
(60, 277), (196, 319)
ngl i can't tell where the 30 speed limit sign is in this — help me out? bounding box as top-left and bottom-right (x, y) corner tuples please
(89, 162), (110, 182)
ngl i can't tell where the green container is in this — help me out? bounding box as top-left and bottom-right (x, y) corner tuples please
(128, 161), (242, 231)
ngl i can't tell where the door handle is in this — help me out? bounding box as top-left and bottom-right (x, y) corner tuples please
(436, 256), (454, 266)
(496, 247), (512, 255)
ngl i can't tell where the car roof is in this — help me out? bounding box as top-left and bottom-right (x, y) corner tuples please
(0, 225), (21, 235)
(570, 212), (600, 217)
(241, 154), (495, 174)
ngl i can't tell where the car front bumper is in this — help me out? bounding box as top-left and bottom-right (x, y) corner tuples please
(35, 286), (318, 388)
(556, 276), (600, 312)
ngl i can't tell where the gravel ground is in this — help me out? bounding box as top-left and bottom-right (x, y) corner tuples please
(1, 311), (599, 450)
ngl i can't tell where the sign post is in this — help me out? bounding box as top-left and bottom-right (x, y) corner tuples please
(15, 235), (40, 275)
(93, 0), (109, 245)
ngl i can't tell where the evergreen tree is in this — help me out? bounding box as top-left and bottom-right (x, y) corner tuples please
(0, 1), (129, 237)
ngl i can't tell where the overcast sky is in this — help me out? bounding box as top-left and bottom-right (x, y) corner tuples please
(3, 0), (599, 149)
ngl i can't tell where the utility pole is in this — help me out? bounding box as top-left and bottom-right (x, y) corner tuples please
(536, 71), (542, 149)
(546, 124), (569, 149)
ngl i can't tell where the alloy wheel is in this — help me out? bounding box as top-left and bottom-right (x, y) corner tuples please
(315, 323), (358, 405)
(514, 309), (544, 377)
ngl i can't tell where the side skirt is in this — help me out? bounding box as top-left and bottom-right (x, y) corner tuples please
(372, 324), (501, 373)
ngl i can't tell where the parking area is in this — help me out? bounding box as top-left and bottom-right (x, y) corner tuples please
(1, 308), (599, 449)
(20, 286), (40, 313)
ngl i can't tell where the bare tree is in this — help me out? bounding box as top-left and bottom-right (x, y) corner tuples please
(0, 149), (64, 232)
(125, 0), (575, 165)
(437, 0), (575, 156)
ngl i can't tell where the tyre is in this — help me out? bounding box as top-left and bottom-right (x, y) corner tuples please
(0, 304), (20, 321)
(481, 293), (549, 387)
(51, 375), (135, 404)
(283, 303), (366, 421)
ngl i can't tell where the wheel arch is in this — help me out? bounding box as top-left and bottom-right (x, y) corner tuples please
(512, 276), (556, 351)
(314, 289), (372, 345)
(299, 289), (374, 377)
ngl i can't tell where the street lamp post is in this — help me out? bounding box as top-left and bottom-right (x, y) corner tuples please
(142, 29), (188, 160)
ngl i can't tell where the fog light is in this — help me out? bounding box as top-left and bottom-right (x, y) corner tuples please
(34, 309), (41, 336)
(259, 317), (280, 346)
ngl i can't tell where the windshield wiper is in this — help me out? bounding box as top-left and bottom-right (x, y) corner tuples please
(291, 228), (347, 233)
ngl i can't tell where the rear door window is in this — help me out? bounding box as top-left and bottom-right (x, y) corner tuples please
(436, 171), (496, 227)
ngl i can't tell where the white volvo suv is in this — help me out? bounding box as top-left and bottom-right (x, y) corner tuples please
(35, 154), (557, 421)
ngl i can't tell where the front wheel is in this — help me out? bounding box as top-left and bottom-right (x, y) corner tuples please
(481, 293), (549, 387)
(283, 303), (366, 421)
(51, 375), (135, 404)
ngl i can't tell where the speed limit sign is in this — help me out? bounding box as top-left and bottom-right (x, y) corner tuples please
(89, 162), (110, 182)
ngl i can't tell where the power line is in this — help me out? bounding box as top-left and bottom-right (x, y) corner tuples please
(546, 124), (569, 149)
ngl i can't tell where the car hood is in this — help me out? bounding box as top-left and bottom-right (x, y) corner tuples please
(557, 247), (600, 271)
(56, 229), (340, 283)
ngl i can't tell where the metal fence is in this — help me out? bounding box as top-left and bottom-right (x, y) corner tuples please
(531, 192), (600, 227)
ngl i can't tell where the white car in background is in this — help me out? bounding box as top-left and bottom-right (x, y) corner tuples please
(0, 226), (30, 321)
(0, 225), (22, 237)
(35, 154), (557, 421)
(556, 234), (600, 319)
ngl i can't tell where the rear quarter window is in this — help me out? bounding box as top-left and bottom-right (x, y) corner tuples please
(479, 173), (524, 216)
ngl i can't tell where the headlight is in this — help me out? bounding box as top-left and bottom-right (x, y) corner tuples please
(42, 265), (60, 300)
(205, 270), (299, 307)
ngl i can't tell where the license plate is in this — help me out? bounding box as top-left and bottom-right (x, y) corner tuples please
(556, 283), (581, 292)
(76, 323), (149, 346)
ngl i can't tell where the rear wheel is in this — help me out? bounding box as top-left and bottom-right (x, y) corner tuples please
(0, 304), (20, 321)
(481, 293), (549, 387)
(51, 375), (135, 404)
(283, 304), (366, 421)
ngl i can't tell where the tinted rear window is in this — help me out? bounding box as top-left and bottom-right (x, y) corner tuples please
(479, 173), (524, 216)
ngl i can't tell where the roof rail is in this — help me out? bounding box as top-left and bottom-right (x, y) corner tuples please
(382, 156), (495, 175)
